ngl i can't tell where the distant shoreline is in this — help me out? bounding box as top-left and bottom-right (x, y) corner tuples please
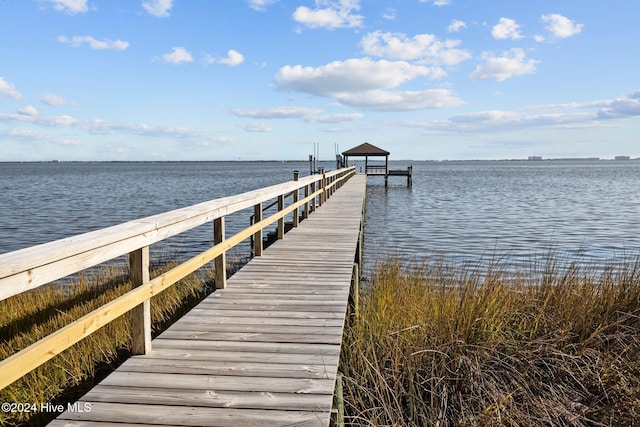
(1, 157), (639, 164)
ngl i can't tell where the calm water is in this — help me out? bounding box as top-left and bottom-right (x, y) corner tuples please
(1, 160), (639, 274)
(364, 160), (640, 272)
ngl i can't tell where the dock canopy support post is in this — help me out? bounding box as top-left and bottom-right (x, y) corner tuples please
(214, 217), (227, 289)
(130, 246), (151, 355)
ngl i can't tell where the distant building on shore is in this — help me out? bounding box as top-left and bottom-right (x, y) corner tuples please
(615, 156), (631, 160)
(528, 156), (543, 161)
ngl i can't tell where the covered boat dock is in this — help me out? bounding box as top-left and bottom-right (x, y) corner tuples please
(341, 142), (412, 187)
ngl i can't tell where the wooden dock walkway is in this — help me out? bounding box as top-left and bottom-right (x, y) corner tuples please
(49, 174), (367, 427)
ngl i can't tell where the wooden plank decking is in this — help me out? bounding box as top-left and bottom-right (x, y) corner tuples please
(49, 174), (367, 427)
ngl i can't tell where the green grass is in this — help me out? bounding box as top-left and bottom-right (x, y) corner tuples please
(0, 260), (216, 426)
(341, 257), (640, 426)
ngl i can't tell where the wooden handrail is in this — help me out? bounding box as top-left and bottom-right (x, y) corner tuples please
(0, 166), (356, 390)
(0, 167), (354, 301)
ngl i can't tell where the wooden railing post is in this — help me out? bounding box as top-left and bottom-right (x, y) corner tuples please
(130, 246), (151, 355)
(253, 203), (263, 256)
(277, 194), (285, 239)
(311, 181), (317, 212)
(214, 217), (226, 289)
(293, 170), (300, 227)
(303, 184), (309, 219)
(318, 167), (325, 206)
(331, 172), (335, 199)
(323, 172), (328, 203)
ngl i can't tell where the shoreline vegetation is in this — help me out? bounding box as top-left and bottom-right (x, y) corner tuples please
(341, 256), (640, 426)
(2, 254), (640, 425)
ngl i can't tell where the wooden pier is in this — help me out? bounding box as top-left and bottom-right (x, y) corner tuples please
(0, 168), (365, 427)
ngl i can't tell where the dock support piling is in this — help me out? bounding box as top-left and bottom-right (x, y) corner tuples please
(330, 373), (345, 427)
(349, 263), (359, 319)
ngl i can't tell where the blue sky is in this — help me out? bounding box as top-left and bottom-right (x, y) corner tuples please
(1, 0), (639, 161)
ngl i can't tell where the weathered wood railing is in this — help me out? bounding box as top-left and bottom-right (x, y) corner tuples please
(0, 166), (356, 390)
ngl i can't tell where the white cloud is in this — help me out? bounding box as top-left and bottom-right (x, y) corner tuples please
(541, 14), (584, 38)
(42, 93), (69, 106)
(142, 0), (173, 17)
(338, 89), (465, 111)
(0, 111), (231, 144)
(276, 58), (435, 96)
(591, 90), (640, 119)
(534, 34), (545, 43)
(469, 48), (538, 82)
(308, 112), (364, 123)
(57, 35), (129, 50)
(0, 128), (80, 146)
(18, 105), (38, 116)
(419, 109), (599, 133)
(232, 106), (364, 123)
(382, 8), (396, 20)
(237, 122), (272, 132)
(219, 50), (245, 67)
(361, 31), (470, 65)
(293, 0), (363, 30)
(407, 91), (640, 133)
(0, 112), (78, 127)
(492, 18), (523, 40)
(232, 106), (324, 119)
(161, 47), (193, 64)
(275, 58), (461, 111)
(450, 110), (522, 124)
(0, 77), (23, 100)
(448, 19), (466, 33)
(38, 0), (88, 14)
(419, 0), (450, 5)
(247, 0), (280, 11)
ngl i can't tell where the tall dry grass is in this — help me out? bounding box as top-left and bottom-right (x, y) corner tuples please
(0, 260), (216, 426)
(341, 257), (640, 426)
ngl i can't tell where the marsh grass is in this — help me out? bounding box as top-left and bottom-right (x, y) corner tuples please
(0, 259), (218, 426)
(341, 257), (640, 426)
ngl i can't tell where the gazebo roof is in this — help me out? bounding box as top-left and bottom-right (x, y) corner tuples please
(342, 142), (390, 157)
